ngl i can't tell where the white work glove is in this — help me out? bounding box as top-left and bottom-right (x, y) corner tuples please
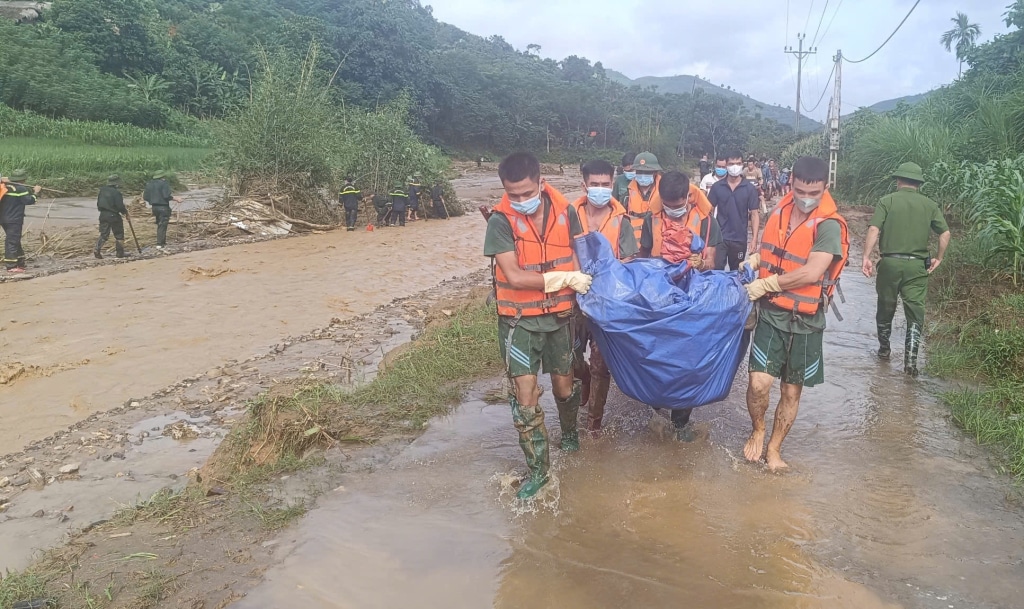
(740, 253), (760, 273)
(745, 274), (781, 301)
(543, 271), (593, 295)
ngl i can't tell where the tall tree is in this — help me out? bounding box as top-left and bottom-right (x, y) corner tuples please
(941, 12), (982, 77)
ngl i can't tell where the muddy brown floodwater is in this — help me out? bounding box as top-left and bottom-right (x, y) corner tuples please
(236, 238), (1023, 608)
(0, 172), (540, 453)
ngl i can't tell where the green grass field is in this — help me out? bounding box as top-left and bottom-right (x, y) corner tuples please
(0, 107), (215, 194)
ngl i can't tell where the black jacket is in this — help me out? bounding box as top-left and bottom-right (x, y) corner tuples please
(0, 183), (35, 223)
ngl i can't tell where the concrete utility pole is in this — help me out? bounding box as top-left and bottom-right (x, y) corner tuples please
(828, 50), (843, 190)
(785, 33), (817, 133)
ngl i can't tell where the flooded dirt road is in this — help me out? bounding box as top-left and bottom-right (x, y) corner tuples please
(0, 172), (537, 453)
(23, 186), (224, 231)
(238, 242), (1024, 608)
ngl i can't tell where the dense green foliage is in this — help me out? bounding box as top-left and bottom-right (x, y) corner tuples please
(2, 0), (794, 160)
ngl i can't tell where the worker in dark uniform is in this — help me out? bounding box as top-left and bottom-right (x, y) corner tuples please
(94, 174), (129, 259)
(0, 169), (39, 273)
(143, 171), (181, 249)
(372, 191), (391, 227)
(430, 182), (448, 220)
(340, 178), (361, 231)
(390, 182), (409, 227)
(407, 174), (422, 221)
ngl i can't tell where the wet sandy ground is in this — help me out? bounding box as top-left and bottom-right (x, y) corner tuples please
(236, 242), (1024, 609)
(23, 187), (225, 231)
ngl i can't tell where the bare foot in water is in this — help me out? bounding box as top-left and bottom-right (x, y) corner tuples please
(765, 448), (789, 471)
(743, 430), (765, 462)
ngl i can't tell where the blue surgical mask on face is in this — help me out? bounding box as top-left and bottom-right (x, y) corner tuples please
(714, 167), (728, 177)
(587, 186), (612, 208)
(511, 194), (541, 215)
(635, 174), (655, 187)
(624, 171), (636, 180)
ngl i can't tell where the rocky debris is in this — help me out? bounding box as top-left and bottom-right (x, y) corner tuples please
(32, 509), (44, 518)
(0, 476), (9, 488)
(165, 420), (202, 441)
(58, 462), (81, 475)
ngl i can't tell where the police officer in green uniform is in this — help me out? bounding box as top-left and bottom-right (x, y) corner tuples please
(862, 162), (951, 376)
(0, 169), (39, 273)
(143, 171), (181, 249)
(94, 174), (129, 259)
(340, 178), (361, 231)
(612, 151), (636, 204)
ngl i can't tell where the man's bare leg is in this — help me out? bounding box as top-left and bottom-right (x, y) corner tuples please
(745, 372), (775, 462)
(512, 375), (542, 407)
(765, 382), (803, 471)
(550, 373), (574, 401)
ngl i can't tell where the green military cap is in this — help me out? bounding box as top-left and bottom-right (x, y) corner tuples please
(107, 174), (121, 186)
(892, 162), (925, 183)
(9, 169), (28, 182)
(633, 152), (662, 172)
(153, 170), (167, 179)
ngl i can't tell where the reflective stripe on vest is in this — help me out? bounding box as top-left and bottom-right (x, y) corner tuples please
(758, 192), (850, 316)
(625, 176), (661, 242)
(573, 196), (628, 259)
(493, 184), (576, 318)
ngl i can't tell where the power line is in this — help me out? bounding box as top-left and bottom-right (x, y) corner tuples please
(803, 0), (816, 34)
(818, 0), (844, 44)
(844, 0), (921, 64)
(801, 61), (836, 114)
(810, 0), (831, 48)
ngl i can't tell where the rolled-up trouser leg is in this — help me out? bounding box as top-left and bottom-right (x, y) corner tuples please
(555, 380), (581, 452)
(511, 396), (550, 498)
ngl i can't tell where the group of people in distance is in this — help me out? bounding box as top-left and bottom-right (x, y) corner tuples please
(484, 149), (950, 500)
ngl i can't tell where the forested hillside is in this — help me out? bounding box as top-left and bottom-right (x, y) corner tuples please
(0, 0), (798, 160)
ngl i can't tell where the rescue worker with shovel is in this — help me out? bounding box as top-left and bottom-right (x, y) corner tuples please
(0, 169), (39, 274)
(861, 162), (951, 377)
(484, 152), (592, 499)
(94, 175), (131, 259)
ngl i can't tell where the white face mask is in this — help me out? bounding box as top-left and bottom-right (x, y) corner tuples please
(663, 205), (687, 219)
(796, 196), (822, 212)
(727, 164), (743, 177)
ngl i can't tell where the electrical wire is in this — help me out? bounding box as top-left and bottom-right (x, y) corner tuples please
(844, 0), (921, 64)
(810, 0), (831, 48)
(801, 61), (836, 114)
(818, 0), (844, 44)
(803, 0), (816, 34)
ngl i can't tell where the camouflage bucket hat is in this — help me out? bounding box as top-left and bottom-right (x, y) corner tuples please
(633, 152), (662, 172)
(9, 169), (28, 182)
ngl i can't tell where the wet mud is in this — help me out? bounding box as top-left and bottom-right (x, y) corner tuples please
(238, 228), (1023, 609)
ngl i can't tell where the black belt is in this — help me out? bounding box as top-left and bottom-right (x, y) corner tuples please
(882, 253), (923, 260)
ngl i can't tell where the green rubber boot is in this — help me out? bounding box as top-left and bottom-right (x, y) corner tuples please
(511, 397), (550, 499)
(555, 381), (582, 452)
(878, 322), (892, 359)
(905, 322), (922, 377)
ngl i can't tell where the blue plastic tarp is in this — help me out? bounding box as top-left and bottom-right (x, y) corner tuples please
(575, 232), (752, 409)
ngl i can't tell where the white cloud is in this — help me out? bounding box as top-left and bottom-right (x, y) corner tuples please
(426, 0), (1011, 120)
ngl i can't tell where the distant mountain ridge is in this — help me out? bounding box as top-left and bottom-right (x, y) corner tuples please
(605, 69), (824, 133)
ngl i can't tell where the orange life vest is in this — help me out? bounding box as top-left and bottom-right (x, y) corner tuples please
(0, 183), (7, 200)
(572, 196), (629, 259)
(650, 204), (711, 258)
(625, 175), (661, 242)
(758, 191), (850, 316)
(493, 183), (576, 318)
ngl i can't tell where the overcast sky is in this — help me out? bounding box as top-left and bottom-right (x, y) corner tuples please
(426, 0), (1011, 121)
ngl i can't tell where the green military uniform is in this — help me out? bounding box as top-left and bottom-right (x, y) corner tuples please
(612, 173), (632, 206)
(750, 220), (844, 387)
(484, 193), (584, 499)
(869, 163), (950, 374)
(95, 175), (129, 259)
(372, 193), (391, 225)
(143, 171), (174, 247)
